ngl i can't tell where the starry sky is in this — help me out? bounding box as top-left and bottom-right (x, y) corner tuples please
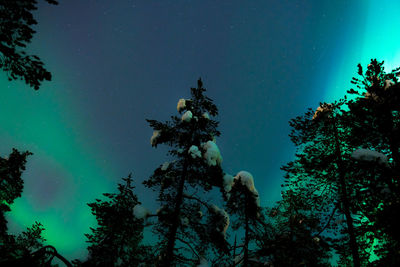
(1, 0), (400, 261)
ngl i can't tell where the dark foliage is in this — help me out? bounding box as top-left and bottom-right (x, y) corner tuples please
(225, 175), (263, 266)
(0, 149), (70, 266)
(255, 191), (331, 267)
(0, 148), (32, 234)
(0, 0), (57, 89)
(76, 174), (150, 266)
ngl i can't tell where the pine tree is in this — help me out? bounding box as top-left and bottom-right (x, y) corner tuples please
(281, 100), (363, 266)
(345, 59), (400, 264)
(78, 174), (149, 266)
(144, 79), (227, 266)
(224, 171), (263, 266)
(254, 190), (331, 266)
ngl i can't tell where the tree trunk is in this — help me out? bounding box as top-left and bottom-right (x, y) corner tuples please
(332, 114), (361, 267)
(243, 192), (249, 267)
(161, 157), (189, 266)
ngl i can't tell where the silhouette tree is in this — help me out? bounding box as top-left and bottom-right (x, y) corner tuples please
(0, 149), (71, 266)
(345, 59), (400, 265)
(224, 171), (263, 266)
(281, 100), (365, 266)
(144, 79), (227, 266)
(0, 0), (58, 90)
(76, 174), (150, 266)
(0, 148), (32, 236)
(255, 190), (331, 266)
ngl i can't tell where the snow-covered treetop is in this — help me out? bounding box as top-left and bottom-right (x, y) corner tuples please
(202, 140), (222, 166)
(223, 171), (260, 207)
(235, 171), (260, 206)
(351, 148), (388, 166)
(133, 204), (149, 219)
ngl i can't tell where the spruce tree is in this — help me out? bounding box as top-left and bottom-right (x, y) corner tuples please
(224, 171), (262, 266)
(345, 59), (400, 264)
(144, 79), (227, 266)
(281, 100), (363, 266)
(255, 190), (331, 266)
(79, 174), (149, 266)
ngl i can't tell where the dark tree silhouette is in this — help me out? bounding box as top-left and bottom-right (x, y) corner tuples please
(0, 149), (70, 266)
(144, 79), (228, 266)
(76, 174), (150, 266)
(255, 190), (331, 267)
(345, 59), (400, 265)
(0, 148), (32, 235)
(224, 171), (263, 266)
(281, 100), (365, 266)
(0, 0), (58, 89)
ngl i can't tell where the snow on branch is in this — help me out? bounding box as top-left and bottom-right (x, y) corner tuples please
(150, 130), (161, 146)
(210, 204), (230, 238)
(188, 145), (201, 159)
(384, 79), (395, 90)
(312, 103), (332, 120)
(181, 111), (193, 122)
(202, 112), (210, 119)
(177, 98), (187, 112)
(161, 162), (170, 171)
(133, 204), (150, 219)
(202, 140), (222, 166)
(351, 148), (388, 166)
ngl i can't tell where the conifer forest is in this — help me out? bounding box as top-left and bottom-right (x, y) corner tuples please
(1, 1), (400, 266)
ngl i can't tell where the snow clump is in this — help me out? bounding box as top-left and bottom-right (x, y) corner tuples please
(312, 103), (332, 120)
(188, 145), (201, 158)
(161, 162), (170, 171)
(202, 141), (222, 166)
(197, 258), (209, 267)
(150, 130), (161, 146)
(211, 204), (230, 237)
(133, 205), (149, 219)
(181, 111), (193, 122)
(177, 99), (186, 112)
(223, 173), (235, 192)
(384, 80), (395, 90)
(202, 112), (210, 119)
(351, 148), (388, 166)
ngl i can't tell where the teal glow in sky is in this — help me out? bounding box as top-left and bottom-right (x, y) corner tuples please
(1, 0), (400, 261)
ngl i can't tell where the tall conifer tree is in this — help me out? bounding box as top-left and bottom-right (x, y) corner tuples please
(144, 79), (227, 266)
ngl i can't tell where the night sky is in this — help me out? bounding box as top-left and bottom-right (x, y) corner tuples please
(1, 0), (400, 261)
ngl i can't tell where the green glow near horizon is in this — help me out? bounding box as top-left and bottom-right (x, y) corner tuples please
(0, 74), (115, 260)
